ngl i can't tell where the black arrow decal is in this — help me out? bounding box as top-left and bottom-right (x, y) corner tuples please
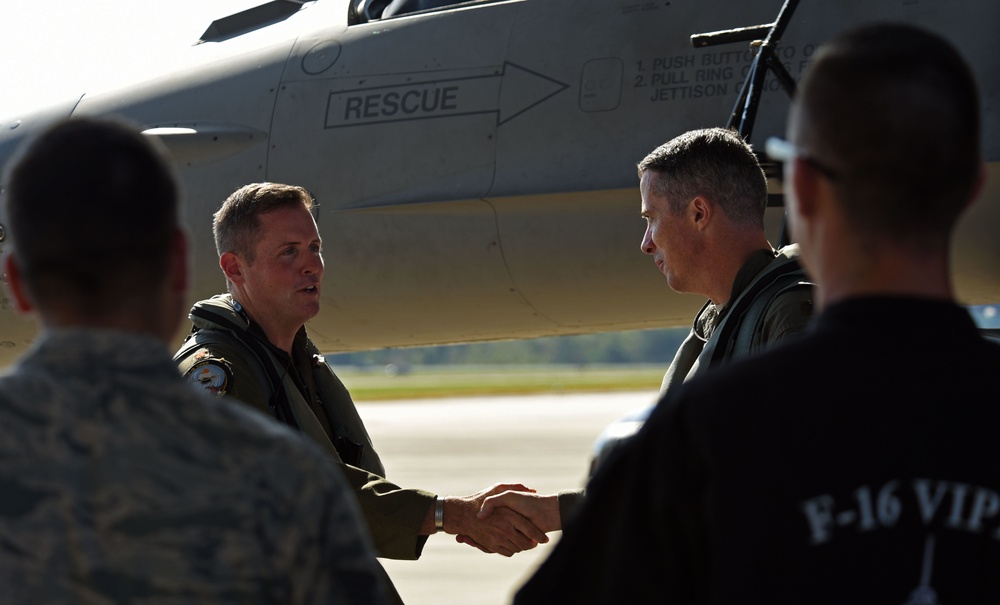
(324, 62), (569, 129)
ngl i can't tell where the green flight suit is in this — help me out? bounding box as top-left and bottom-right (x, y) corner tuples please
(175, 295), (435, 562)
(660, 244), (814, 393)
(567, 245), (813, 521)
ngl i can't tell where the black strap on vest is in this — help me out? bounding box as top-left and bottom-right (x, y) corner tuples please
(182, 306), (300, 430)
(705, 257), (812, 367)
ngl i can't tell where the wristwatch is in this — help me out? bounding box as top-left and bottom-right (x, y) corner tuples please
(435, 496), (445, 531)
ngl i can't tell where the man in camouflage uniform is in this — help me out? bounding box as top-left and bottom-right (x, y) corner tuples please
(0, 118), (386, 604)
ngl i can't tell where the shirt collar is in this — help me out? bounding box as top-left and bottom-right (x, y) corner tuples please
(19, 328), (174, 372)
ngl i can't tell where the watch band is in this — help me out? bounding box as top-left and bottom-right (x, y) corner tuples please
(435, 496), (445, 531)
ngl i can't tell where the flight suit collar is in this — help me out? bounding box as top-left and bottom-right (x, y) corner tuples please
(693, 248), (777, 342)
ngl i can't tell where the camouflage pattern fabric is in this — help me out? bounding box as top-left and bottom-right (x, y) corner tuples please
(0, 328), (387, 605)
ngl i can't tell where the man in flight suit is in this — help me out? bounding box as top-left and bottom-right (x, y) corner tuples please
(174, 182), (547, 601)
(475, 127), (813, 535)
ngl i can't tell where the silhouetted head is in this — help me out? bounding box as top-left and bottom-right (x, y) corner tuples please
(5, 117), (182, 327)
(789, 23), (981, 250)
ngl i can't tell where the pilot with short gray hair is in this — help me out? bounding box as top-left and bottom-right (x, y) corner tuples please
(474, 127), (813, 534)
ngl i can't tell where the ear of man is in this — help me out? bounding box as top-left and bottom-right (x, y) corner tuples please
(964, 163), (988, 215)
(219, 251), (245, 286)
(790, 156), (822, 222)
(688, 195), (713, 232)
(3, 252), (34, 314)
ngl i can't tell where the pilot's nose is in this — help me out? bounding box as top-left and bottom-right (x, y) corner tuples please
(641, 225), (655, 255)
(303, 251), (324, 275)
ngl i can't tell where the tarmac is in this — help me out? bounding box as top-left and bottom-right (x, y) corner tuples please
(355, 390), (657, 605)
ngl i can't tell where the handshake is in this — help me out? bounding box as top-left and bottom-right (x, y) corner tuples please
(436, 483), (563, 557)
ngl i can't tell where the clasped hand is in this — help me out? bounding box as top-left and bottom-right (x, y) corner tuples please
(443, 483), (548, 557)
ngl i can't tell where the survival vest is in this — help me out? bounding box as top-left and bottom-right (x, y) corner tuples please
(703, 244), (813, 367)
(174, 295), (385, 476)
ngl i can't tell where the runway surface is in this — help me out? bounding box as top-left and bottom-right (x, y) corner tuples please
(355, 390), (658, 605)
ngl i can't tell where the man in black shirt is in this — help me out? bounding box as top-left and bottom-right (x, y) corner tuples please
(515, 23), (998, 604)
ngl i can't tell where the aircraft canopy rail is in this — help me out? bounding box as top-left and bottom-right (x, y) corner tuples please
(351, 0), (497, 24)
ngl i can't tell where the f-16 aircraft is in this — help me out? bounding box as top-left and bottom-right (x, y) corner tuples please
(1, 0), (998, 367)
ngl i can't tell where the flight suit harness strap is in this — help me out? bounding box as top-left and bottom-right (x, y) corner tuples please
(704, 254), (812, 367)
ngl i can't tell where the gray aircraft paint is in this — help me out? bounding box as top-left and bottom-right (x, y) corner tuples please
(1, 0), (997, 364)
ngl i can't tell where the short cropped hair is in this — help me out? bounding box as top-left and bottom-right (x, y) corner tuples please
(6, 117), (179, 314)
(637, 127), (768, 228)
(795, 23), (980, 246)
(213, 182), (315, 264)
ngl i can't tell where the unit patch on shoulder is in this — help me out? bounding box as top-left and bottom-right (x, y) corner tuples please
(184, 358), (234, 396)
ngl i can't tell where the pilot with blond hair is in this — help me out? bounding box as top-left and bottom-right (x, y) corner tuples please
(175, 181), (549, 603)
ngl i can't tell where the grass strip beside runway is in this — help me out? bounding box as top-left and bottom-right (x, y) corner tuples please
(337, 364), (664, 401)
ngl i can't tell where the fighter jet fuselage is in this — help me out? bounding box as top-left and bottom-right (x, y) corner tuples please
(1, 0), (997, 365)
